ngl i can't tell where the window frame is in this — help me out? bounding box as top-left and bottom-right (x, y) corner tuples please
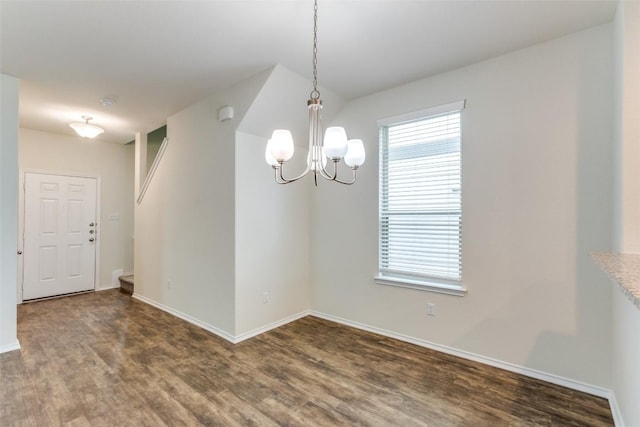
(375, 100), (467, 297)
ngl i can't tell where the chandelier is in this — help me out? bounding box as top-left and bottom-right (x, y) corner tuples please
(265, 0), (365, 185)
(69, 116), (104, 139)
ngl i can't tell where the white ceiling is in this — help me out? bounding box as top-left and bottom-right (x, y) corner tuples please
(0, 0), (617, 144)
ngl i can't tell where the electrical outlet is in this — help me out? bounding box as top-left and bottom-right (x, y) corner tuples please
(427, 303), (436, 316)
(167, 279), (172, 290)
(263, 292), (269, 304)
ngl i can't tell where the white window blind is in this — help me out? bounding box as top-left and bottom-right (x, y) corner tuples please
(379, 103), (463, 289)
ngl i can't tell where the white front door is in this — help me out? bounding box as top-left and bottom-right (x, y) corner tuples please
(23, 173), (97, 300)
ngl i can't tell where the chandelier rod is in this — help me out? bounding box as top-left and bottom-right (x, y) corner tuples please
(310, 0), (320, 100)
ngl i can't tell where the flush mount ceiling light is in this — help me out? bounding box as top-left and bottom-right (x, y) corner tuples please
(69, 116), (104, 139)
(265, 0), (365, 185)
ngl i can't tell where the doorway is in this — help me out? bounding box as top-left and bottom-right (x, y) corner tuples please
(21, 172), (99, 300)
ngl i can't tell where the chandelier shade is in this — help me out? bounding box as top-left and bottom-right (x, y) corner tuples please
(268, 130), (295, 162)
(344, 139), (366, 168)
(69, 116), (104, 138)
(266, 0), (364, 186)
(265, 141), (279, 167)
(323, 127), (349, 159)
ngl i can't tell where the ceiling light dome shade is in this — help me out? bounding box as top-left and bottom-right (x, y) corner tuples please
(344, 139), (366, 168)
(265, 140), (279, 166)
(323, 127), (349, 159)
(269, 129), (295, 162)
(69, 116), (104, 138)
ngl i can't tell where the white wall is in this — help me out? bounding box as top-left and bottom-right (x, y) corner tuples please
(235, 132), (310, 336)
(612, 2), (640, 425)
(0, 74), (20, 352)
(233, 65), (343, 337)
(615, 1), (640, 254)
(612, 290), (640, 425)
(239, 64), (345, 148)
(134, 69), (272, 337)
(135, 65), (346, 339)
(19, 129), (134, 289)
(311, 24), (614, 388)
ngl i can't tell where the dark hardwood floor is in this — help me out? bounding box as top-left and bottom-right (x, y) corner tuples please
(0, 290), (613, 426)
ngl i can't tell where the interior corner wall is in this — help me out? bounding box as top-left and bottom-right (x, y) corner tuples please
(19, 129), (135, 288)
(233, 64), (343, 336)
(0, 73), (20, 352)
(133, 69), (271, 338)
(616, 1), (640, 255)
(239, 64), (345, 145)
(612, 289), (640, 425)
(234, 132), (310, 336)
(611, 2), (640, 425)
(311, 24), (614, 388)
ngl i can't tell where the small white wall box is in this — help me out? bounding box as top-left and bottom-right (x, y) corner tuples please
(218, 105), (234, 122)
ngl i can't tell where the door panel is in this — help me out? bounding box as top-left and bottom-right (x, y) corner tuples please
(40, 199), (58, 233)
(23, 173), (97, 300)
(68, 200), (83, 233)
(39, 246), (57, 280)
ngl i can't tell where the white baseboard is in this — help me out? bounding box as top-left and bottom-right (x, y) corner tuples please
(0, 340), (21, 354)
(313, 310), (623, 426)
(132, 293), (236, 343)
(119, 296), (624, 425)
(97, 284), (119, 291)
(234, 310), (311, 343)
(608, 390), (625, 427)
(310, 311), (613, 400)
(132, 293), (311, 345)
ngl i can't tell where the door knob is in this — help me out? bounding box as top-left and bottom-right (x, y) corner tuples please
(17, 250), (22, 255)
(89, 230), (95, 234)
(89, 222), (95, 227)
(89, 238), (95, 242)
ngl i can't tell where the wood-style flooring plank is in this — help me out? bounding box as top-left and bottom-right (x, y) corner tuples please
(0, 290), (613, 426)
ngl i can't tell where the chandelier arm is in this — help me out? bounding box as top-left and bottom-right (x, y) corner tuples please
(331, 168), (358, 185)
(273, 166), (287, 184)
(275, 161), (312, 184)
(318, 160), (358, 185)
(318, 158), (337, 180)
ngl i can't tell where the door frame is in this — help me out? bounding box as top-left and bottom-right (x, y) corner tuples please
(18, 169), (101, 303)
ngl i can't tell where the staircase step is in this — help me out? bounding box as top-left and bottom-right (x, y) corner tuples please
(118, 274), (134, 295)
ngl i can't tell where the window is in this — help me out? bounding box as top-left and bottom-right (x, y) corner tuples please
(376, 101), (466, 296)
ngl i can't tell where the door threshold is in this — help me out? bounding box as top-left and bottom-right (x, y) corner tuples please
(22, 289), (95, 304)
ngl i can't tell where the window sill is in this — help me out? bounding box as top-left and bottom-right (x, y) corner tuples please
(374, 276), (467, 297)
